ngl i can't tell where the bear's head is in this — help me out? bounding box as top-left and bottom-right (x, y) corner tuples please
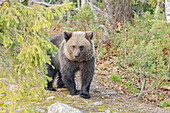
(63, 31), (94, 62)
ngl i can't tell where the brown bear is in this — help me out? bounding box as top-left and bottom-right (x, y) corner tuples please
(45, 31), (95, 99)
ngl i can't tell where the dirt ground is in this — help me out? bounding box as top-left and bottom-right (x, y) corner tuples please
(46, 71), (170, 113)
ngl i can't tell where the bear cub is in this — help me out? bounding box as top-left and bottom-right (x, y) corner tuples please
(45, 31), (95, 99)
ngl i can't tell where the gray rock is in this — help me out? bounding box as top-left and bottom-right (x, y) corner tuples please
(93, 101), (103, 106)
(46, 96), (56, 100)
(36, 107), (46, 113)
(47, 101), (82, 113)
(105, 110), (111, 113)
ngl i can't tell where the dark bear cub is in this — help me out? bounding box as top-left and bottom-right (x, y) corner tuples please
(45, 31), (95, 99)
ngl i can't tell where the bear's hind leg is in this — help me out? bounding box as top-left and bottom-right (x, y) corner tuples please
(57, 72), (66, 88)
(45, 64), (57, 91)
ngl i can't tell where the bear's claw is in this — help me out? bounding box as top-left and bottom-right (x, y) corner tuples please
(70, 90), (80, 95)
(80, 93), (90, 99)
(44, 87), (56, 91)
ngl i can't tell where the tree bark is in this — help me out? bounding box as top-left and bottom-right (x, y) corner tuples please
(103, 0), (133, 27)
(77, 0), (80, 8)
(165, 0), (170, 23)
(81, 0), (87, 7)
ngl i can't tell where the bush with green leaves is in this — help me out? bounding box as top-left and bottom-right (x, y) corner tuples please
(112, 11), (169, 97)
(71, 5), (94, 31)
(0, 1), (72, 112)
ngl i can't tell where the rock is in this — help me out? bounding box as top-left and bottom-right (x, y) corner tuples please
(1, 94), (5, 96)
(93, 101), (103, 106)
(16, 108), (23, 112)
(46, 96), (56, 100)
(4, 101), (10, 105)
(47, 101), (82, 113)
(101, 91), (116, 95)
(105, 110), (111, 113)
(36, 107), (46, 113)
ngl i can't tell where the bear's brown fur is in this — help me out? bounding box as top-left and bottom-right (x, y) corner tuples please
(45, 31), (95, 99)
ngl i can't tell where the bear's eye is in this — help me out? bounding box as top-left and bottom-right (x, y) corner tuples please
(72, 45), (75, 49)
(79, 46), (84, 51)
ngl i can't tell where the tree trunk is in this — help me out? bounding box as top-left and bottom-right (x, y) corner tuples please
(165, 0), (170, 23)
(67, 0), (72, 23)
(81, 0), (87, 7)
(103, 0), (133, 27)
(77, 0), (80, 8)
(88, 0), (98, 22)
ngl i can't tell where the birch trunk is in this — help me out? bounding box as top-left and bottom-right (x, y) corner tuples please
(81, 0), (87, 7)
(165, 0), (170, 23)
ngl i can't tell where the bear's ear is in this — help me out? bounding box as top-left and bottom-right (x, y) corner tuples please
(85, 31), (93, 40)
(64, 31), (72, 41)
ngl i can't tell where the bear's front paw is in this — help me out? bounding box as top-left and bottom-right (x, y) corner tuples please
(44, 87), (56, 91)
(57, 84), (66, 88)
(80, 93), (90, 99)
(70, 90), (80, 95)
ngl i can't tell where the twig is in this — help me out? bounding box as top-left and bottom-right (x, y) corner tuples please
(124, 16), (128, 67)
(138, 66), (145, 99)
(98, 25), (109, 37)
(157, 55), (170, 88)
(16, 2), (32, 9)
(0, 0), (5, 5)
(2, 39), (14, 57)
(32, 0), (59, 7)
(87, 1), (108, 17)
(155, 0), (160, 18)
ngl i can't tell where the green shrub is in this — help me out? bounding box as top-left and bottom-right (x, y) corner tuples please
(71, 5), (94, 30)
(112, 11), (169, 95)
(160, 100), (170, 108)
(111, 74), (121, 82)
(0, 1), (72, 112)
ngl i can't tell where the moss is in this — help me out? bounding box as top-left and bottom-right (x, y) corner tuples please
(95, 104), (108, 112)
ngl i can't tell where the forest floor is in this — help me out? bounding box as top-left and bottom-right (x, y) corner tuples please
(42, 70), (169, 113)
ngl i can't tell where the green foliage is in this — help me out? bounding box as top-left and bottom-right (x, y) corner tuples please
(160, 100), (170, 108)
(112, 10), (169, 96)
(72, 5), (94, 30)
(133, 1), (154, 15)
(111, 74), (121, 82)
(0, 1), (72, 112)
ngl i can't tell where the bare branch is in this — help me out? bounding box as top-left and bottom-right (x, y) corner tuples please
(87, 1), (108, 17)
(157, 55), (170, 87)
(32, 0), (57, 7)
(123, 16), (128, 67)
(143, 87), (155, 93)
(155, 0), (160, 18)
(0, 0), (5, 5)
(138, 77), (146, 99)
(2, 40), (14, 57)
(138, 66), (146, 99)
(98, 25), (109, 36)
